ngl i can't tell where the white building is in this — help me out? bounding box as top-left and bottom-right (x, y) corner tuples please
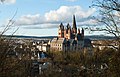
(37, 44), (50, 52)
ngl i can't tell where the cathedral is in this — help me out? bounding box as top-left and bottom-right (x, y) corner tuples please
(58, 15), (84, 40)
(50, 15), (85, 51)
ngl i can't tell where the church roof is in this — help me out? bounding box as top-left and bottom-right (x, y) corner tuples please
(76, 34), (83, 40)
(69, 39), (77, 44)
(84, 38), (92, 47)
(66, 23), (71, 29)
(51, 38), (66, 44)
(59, 23), (64, 30)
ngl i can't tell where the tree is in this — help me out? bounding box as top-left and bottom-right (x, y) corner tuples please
(92, 0), (120, 50)
(91, 0), (120, 76)
(0, 2), (32, 76)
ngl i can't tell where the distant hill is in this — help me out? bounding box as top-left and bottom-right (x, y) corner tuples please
(4, 35), (57, 39)
(4, 35), (115, 40)
(85, 35), (115, 40)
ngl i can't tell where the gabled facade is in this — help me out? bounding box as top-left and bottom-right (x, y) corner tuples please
(50, 38), (66, 51)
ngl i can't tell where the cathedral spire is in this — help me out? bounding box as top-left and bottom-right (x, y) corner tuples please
(73, 15), (77, 29)
(72, 15), (77, 34)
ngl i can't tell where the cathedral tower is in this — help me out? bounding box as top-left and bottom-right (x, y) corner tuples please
(58, 23), (64, 38)
(66, 23), (71, 39)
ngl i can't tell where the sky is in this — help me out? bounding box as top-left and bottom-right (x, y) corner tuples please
(0, 0), (107, 36)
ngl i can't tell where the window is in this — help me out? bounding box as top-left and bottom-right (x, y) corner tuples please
(59, 33), (61, 35)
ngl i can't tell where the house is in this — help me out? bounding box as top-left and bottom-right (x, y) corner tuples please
(32, 40), (50, 52)
(92, 40), (119, 50)
(37, 43), (50, 52)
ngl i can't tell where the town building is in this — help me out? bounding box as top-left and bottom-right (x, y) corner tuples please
(92, 40), (119, 50)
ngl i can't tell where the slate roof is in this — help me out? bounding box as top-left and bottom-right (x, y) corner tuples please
(69, 39), (77, 45)
(51, 38), (67, 44)
(84, 38), (92, 47)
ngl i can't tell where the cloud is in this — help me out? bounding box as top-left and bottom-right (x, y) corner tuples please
(2, 0), (16, 4)
(15, 14), (45, 26)
(14, 5), (96, 28)
(23, 23), (59, 29)
(45, 6), (96, 23)
(77, 19), (98, 26)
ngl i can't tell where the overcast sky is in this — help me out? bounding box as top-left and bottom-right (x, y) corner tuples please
(0, 0), (107, 36)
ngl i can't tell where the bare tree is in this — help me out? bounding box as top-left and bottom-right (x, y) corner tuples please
(0, 2), (32, 76)
(92, 0), (120, 50)
(91, 1), (120, 76)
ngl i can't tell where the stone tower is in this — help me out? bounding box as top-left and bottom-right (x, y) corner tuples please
(66, 23), (71, 39)
(58, 23), (64, 38)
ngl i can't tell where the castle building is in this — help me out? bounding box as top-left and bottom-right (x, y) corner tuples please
(50, 15), (91, 52)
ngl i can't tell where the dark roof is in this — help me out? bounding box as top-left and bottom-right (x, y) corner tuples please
(59, 23), (64, 30)
(84, 38), (92, 47)
(51, 38), (66, 44)
(69, 39), (77, 44)
(38, 52), (48, 58)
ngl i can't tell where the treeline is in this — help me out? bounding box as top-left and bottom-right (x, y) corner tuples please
(41, 47), (120, 77)
(0, 36), (120, 77)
